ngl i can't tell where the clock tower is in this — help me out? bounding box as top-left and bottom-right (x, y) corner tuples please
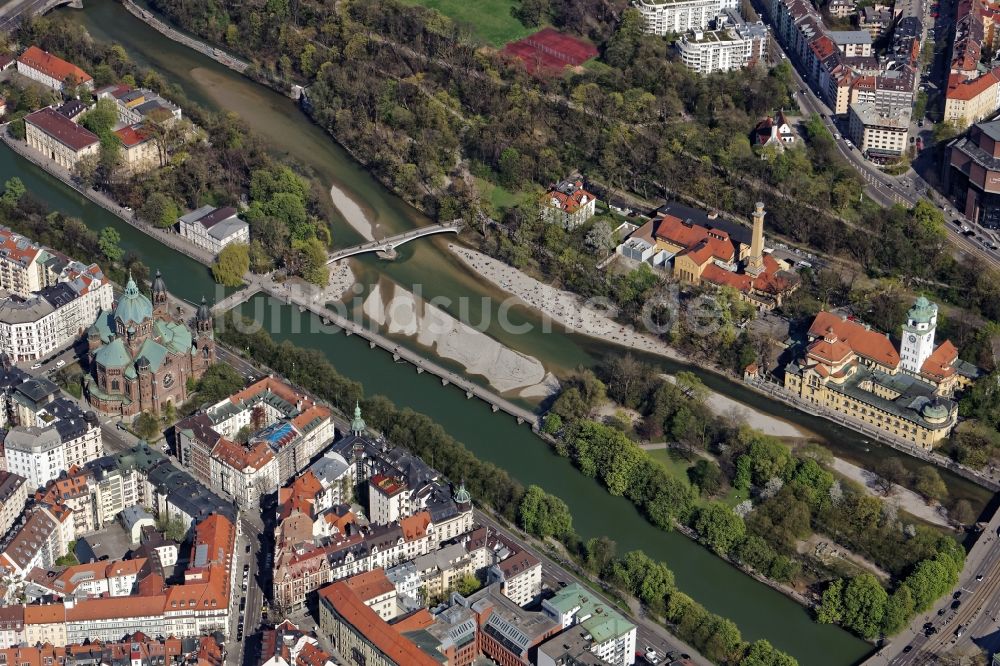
(900, 296), (937, 373)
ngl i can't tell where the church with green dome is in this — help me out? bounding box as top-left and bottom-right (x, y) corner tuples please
(84, 270), (215, 417)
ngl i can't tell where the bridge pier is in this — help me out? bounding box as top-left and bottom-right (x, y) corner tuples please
(517, 417), (524, 424)
(466, 391), (473, 399)
(346, 330), (353, 337)
(393, 353), (400, 361)
(491, 405), (499, 413)
(369, 341), (376, 349)
(442, 378), (449, 386)
(417, 367), (424, 374)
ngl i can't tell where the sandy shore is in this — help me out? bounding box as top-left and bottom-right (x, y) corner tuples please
(330, 184), (375, 241)
(661, 375), (812, 439)
(830, 458), (949, 528)
(364, 282), (554, 395)
(449, 244), (687, 361)
(326, 262), (355, 302)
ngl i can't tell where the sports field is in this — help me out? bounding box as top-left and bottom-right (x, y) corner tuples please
(400, 0), (537, 46)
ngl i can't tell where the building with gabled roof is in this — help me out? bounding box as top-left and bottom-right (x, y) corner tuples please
(540, 180), (597, 229)
(783, 298), (978, 448)
(318, 577), (442, 666)
(16, 47), (92, 92)
(177, 206), (250, 257)
(24, 108), (99, 171)
(617, 202), (798, 309)
(260, 620), (336, 666)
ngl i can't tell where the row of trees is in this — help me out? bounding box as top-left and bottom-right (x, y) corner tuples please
(816, 538), (964, 639)
(543, 357), (970, 640)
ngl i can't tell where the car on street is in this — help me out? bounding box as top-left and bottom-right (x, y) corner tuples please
(954, 591), (963, 599)
(55, 359), (65, 368)
(977, 574), (985, 581)
(246, 543), (251, 553)
(955, 625), (965, 637)
(30, 363), (41, 370)
(951, 599), (961, 610)
(903, 646), (913, 653)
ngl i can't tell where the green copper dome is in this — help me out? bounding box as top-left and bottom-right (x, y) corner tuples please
(350, 401), (366, 434)
(114, 273), (153, 327)
(907, 296), (937, 325)
(454, 481), (471, 506)
(922, 401), (949, 422)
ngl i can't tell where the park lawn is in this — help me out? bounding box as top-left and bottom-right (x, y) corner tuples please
(646, 447), (745, 508)
(475, 176), (530, 214)
(399, 0), (537, 46)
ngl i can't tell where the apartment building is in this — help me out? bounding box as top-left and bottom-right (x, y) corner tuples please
(944, 68), (1000, 126)
(0, 262), (112, 362)
(0, 471), (27, 538)
(16, 46), (92, 92)
(24, 108), (100, 171)
(4, 381), (103, 490)
(541, 583), (637, 666)
(176, 376), (333, 506)
(635, 0), (725, 34)
(27, 558), (148, 599)
(0, 503), (75, 579)
(677, 13), (768, 74)
(848, 101), (911, 160)
(260, 621), (337, 666)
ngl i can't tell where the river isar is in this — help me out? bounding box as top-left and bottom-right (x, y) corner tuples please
(16, 0), (984, 661)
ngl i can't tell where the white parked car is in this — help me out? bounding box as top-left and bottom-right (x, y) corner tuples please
(30, 363), (42, 370)
(55, 359), (66, 368)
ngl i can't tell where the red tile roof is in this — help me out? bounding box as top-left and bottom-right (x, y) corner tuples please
(212, 437), (274, 472)
(18, 46), (92, 85)
(113, 124), (150, 147)
(544, 181), (596, 213)
(343, 568), (395, 603)
(947, 70), (1000, 101)
(399, 511), (431, 542)
(807, 311), (900, 367)
(279, 471), (323, 520)
(920, 340), (958, 381)
(25, 108), (99, 151)
(318, 581), (439, 666)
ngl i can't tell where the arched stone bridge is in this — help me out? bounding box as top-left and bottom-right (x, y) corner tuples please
(325, 221), (462, 264)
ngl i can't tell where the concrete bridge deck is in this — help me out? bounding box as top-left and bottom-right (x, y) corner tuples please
(326, 222), (461, 264)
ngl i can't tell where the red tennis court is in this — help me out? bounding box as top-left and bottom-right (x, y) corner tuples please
(502, 27), (598, 75)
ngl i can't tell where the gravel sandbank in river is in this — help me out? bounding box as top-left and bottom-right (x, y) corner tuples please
(661, 375), (812, 439)
(363, 282), (555, 395)
(830, 457), (949, 527)
(330, 184), (375, 241)
(450, 244), (686, 361)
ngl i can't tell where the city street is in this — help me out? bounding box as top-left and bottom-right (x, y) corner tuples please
(862, 508), (1000, 664)
(766, 15), (1000, 270)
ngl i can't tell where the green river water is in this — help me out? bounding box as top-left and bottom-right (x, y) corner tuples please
(13, 1), (991, 661)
